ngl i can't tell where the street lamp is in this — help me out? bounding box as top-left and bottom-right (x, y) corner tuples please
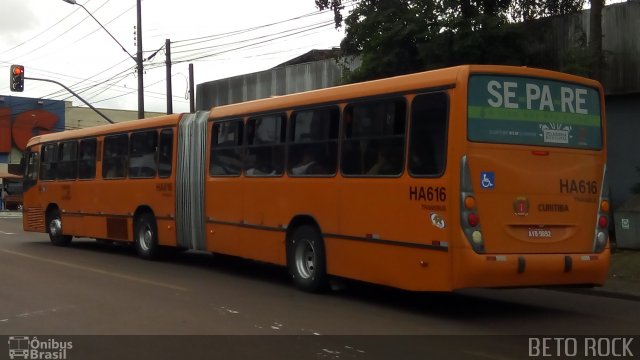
(62, 0), (145, 119)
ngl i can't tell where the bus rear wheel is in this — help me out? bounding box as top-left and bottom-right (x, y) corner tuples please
(47, 208), (72, 246)
(287, 225), (328, 292)
(134, 213), (159, 260)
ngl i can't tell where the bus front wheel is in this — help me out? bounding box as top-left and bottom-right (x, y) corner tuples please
(134, 213), (159, 260)
(287, 225), (328, 292)
(47, 208), (72, 246)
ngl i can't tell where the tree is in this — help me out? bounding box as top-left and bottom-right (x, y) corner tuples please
(335, 0), (442, 82)
(316, 0), (587, 82)
(589, 0), (604, 81)
(509, 0), (585, 21)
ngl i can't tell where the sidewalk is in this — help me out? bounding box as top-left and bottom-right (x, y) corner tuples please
(0, 210), (23, 218)
(586, 249), (640, 300)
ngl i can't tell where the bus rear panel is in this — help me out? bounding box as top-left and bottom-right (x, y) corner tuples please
(453, 70), (609, 289)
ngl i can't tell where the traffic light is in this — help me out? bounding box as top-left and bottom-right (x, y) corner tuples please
(10, 65), (24, 92)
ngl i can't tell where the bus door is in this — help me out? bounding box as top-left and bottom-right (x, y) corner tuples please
(22, 147), (45, 232)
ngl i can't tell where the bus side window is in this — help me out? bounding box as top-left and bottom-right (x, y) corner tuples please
(288, 107), (339, 176)
(409, 92), (448, 177)
(158, 129), (173, 178)
(129, 130), (158, 178)
(245, 114), (286, 177)
(103, 134), (128, 179)
(39, 143), (58, 181)
(210, 119), (243, 176)
(57, 141), (78, 180)
(341, 98), (406, 176)
(78, 138), (97, 180)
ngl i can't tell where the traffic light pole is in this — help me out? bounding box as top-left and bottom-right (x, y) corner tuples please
(25, 77), (114, 124)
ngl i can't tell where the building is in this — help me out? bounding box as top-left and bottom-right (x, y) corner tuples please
(0, 95), (163, 178)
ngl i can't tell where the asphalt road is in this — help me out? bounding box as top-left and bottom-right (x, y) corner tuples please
(1, 216), (638, 358)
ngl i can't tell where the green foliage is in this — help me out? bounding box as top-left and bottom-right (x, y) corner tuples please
(316, 0), (589, 83)
(509, 0), (586, 21)
(337, 0), (441, 81)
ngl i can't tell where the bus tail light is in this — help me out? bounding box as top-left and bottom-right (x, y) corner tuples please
(467, 213), (480, 227)
(598, 215), (608, 229)
(464, 196), (475, 210)
(460, 156), (484, 253)
(593, 166), (609, 253)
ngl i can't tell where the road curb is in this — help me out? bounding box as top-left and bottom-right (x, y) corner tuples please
(0, 212), (23, 219)
(552, 287), (640, 302)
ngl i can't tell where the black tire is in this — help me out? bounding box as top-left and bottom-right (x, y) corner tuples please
(287, 225), (328, 292)
(134, 213), (159, 260)
(47, 208), (72, 246)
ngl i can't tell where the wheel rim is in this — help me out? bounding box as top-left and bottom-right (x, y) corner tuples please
(295, 239), (316, 279)
(49, 218), (62, 237)
(139, 224), (153, 251)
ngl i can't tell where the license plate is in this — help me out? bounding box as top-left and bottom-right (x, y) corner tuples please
(528, 228), (552, 238)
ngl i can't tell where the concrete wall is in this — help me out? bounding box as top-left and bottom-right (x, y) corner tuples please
(601, 1), (640, 94)
(196, 57), (361, 110)
(65, 103), (164, 129)
(606, 93), (640, 210)
(519, 1), (639, 95)
(556, 1), (640, 95)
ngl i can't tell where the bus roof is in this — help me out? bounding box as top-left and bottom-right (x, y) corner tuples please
(25, 65), (601, 149)
(26, 113), (183, 148)
(209, 65), (602, 119)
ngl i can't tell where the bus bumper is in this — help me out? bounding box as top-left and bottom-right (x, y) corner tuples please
(452, 247), (611, 290)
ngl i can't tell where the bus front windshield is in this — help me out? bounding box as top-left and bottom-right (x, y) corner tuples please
(467, 75), (602, 150)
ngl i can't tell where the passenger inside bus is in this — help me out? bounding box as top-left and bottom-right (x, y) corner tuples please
(290, 145), (326, 175)
(245, 148), (279, 176)
(104, 149), (126, 178)
(366, 142), (401, 175)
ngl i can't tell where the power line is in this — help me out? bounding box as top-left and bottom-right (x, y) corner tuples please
(170, 0), (354, 47)
(42, 57), (133, 99)
(170, 19), (334, 56)
(171, 9), (332, 47)
(90, 76), (173, 105)
(171, 22), (336, 65)
(3, 4), (346, 115)
(21, 3), (137, 65)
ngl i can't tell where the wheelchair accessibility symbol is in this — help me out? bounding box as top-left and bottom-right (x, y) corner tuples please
(480, 172), (495, 189)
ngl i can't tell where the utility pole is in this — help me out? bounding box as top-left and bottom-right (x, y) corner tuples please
(166, 39), (173, 114)
(189, 64), (195, 113)
(62, 0), (144, 118)
(589, 0), (604, 82)
(136, 0), (145, 119)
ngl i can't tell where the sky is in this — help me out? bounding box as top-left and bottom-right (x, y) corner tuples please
(0, 0), (350, 114)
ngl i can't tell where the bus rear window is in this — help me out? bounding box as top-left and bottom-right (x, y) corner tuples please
(468, 75), (602, 150)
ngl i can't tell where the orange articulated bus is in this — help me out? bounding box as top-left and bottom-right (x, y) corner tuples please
(21, 65), (610, 292)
